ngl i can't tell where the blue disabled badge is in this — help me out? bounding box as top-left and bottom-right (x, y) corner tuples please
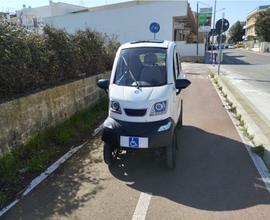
(129, 137), (139, 148)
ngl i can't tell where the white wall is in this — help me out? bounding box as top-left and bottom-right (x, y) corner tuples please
(50, 2), (86, 17)
(260, 42), (270, 52)
(17, 6), (51, 19)
(176, 41), (205, 56)
(44, 1), (188, 43)
(16, 2), (86, 27)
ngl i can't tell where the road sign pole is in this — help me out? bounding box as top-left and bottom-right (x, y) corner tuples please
(205, 32), (208, 56)
(149, 22), (160, 40)
(218, 12), (225, 75)
(211, 0), (216, 65)
(197, 1), (199, 58)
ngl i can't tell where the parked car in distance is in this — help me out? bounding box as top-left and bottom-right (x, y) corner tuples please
(97, 40), (191, 169)
(208, 44), (217, 50)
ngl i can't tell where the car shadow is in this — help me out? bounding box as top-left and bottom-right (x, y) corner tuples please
(109, 125), (270, 211)
(3, 126), (269, 219)
(205, 51), (251, 65)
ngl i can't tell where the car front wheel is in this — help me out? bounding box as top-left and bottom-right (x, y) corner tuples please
(103, 143), (117, 165)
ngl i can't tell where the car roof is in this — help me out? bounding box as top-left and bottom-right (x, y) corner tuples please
(120, 40), (174, 49)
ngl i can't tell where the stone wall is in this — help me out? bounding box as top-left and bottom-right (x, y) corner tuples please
(0, 72), (110, 156)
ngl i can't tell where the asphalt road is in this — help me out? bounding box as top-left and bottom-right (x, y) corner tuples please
(219, 49), (270, 126)
(2, 64), (270, 220)
(222, 49), (270, 92)
(216, 48), (270, 165)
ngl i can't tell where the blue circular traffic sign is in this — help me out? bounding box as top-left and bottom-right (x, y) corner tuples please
(149, 22), (160, 34)
(215, 19), (230, 34)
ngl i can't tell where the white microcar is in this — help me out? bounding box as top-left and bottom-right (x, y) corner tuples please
(97, 40), (191, 169)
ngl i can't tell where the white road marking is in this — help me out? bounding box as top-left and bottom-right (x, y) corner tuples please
(0, 200), (19, 217)
(0, 142), (86, 217)
(132, 192), (152, 220)
(22, 143), (87, 196)
(0, 122), (105, 217)
(0, 119), (106, 217)
(92, 123), (104, 136)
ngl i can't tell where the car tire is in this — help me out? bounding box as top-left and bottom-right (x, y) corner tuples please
(103, 143), (117, 165)
(166, 132), (176, 169)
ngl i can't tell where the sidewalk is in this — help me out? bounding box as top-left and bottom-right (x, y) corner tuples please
(2, 63), (270, 220)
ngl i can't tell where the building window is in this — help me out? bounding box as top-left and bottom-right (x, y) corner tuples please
(174, 29), (185, 41)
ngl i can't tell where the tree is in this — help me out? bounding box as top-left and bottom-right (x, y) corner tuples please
(228, 21), (245, 44)
(255, 8), (270, 42)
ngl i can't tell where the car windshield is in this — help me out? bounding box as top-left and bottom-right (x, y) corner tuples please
(114, 47), (167, 87)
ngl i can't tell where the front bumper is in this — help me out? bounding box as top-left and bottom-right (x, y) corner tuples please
(102, 117), (175, 149)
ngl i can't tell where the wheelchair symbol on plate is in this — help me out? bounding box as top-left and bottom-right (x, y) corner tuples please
(129, 137), (139, 148)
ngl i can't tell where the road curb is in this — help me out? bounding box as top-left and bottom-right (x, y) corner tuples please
(0, 123), (104, 217)
(208, 66), (270, 166)
(209, 75), (270, 193)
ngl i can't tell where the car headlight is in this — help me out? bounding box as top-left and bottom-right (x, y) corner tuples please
(110, 101), (122, 114)
(150, 101), (167, 116)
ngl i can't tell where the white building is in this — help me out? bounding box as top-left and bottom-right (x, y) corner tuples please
(44, 0), (205, 58)
(16, 1), (86, 29)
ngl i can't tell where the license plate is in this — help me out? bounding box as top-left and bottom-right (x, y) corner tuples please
(120, 136), (148, 148)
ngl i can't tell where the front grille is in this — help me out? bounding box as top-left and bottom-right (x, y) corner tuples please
(124, 108), (147, 117)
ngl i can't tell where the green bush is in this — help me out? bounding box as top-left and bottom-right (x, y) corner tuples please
(251, 145), (265, 157)
(0, 21), (32, 95)
(0, 191), (6, 208)
(0, 21), (119, 101)
(73, 29), (105, 75)
(103, 34), (121, 70)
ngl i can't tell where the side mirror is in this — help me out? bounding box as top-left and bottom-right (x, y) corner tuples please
(97, 79), (109, 92)
(175, 79), (191, 94)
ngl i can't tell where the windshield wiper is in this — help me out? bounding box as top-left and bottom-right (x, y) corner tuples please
(121, 56), (140, 89)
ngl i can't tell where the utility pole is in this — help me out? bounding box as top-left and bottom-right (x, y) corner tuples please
(211, 0), (217, 65)
(218, 12), (225, 75)
(197, 1), (199, 58)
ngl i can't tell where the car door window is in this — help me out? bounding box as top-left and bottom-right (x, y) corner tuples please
(173, 49), (179, 81)
(177, 53), (182, 77)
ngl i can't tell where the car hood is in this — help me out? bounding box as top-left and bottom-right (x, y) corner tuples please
(109, 84), (169, 105)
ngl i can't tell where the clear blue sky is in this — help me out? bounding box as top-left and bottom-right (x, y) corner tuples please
(1, 0), (270, 26)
